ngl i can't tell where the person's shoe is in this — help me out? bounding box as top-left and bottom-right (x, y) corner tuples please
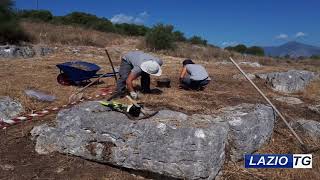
(141, 89), (152, 94)
(141, 88), (163, 95)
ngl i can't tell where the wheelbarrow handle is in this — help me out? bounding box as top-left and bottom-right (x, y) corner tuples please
(76, 72), (110, 95)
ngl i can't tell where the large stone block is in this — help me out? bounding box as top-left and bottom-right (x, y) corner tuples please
(31, 102), (276, 179)
(0, 96), (23, 123)
(219, 104), (276, 161)
(256, 70), (318, 93)
(31, 102), (229, 179)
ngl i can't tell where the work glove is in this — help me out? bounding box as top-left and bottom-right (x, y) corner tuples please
(130, 91), (138, 100)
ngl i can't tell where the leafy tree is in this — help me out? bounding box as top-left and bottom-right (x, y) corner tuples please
(50, 16), (64, 24)
(188, 35), (207, 45)
(0, 0), (29, 43)
(61, 12), (115, 32)
(115, 23), (149, 36)
(245, 46), (264, 56)
(63, 12), (99, 25)
(225, 44), (247, 53)
(225, 46), (233, 51)
(172, 30), (186, 41)
(145, 24), (175, 50)
(310, 55), (320, 59)
(234, 44), (247, 53)
(284, 54), (291, 59)
(17, 10), (53, 21)
(225, 44), (264, 56)
(93, 18), (115, 32)
(0, 0), (14, 18)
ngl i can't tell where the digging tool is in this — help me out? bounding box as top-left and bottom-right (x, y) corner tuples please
(125, 95), (158, 118)
(100, 101), (141, 117)
(68, 49), (117, 103)
(100, 99), (157, 120)
(228, 57), (310, 150)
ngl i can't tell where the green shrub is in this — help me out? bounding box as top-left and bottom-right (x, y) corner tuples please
(188, 35), (207, 45)
(0, 0), (30, 43)
(115, 23), (149, 36)
(225, 44), (265, 56)
(53, 12), (115, 32)
(145, 24), (175, 50)
(64, 12), (99, 25)
(172, 31), (186, 41)
(245, 46), (264, 56)
(92, 18), (115, 33)
(310, 55), (320, 59)
(225, 44), (247, 53)
(284, 54), (291, 59)
(17, 10), (53, 22)
(0, 20), (30, 44)
(50, 16), (65, 24)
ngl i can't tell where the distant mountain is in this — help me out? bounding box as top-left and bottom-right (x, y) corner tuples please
(263, 41), (320, 58)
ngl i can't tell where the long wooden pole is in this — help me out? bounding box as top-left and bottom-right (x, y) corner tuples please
(229, 57), (305, 146)
(105, 48), (118, 83)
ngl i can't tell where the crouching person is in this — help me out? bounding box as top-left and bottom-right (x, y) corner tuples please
(110, 51), (163, 100)
(179, 59), (210, 90)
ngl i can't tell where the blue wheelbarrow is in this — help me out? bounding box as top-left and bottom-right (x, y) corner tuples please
(56, 60), (117, 86)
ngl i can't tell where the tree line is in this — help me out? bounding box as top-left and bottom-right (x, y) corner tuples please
(1, 1), (208, 49)
(16, 10), (208, 49)
(2, 0), (269, 55)
(225, 44), (265, 56)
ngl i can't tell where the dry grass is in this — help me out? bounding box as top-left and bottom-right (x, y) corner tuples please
(139, 41), (282, 67)
(303, 80), (320, 102)
(160, 42), (233, 62)
(21, 21), (141, 47)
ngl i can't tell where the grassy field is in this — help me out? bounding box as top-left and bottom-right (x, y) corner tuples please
(0, 22), (319, 180)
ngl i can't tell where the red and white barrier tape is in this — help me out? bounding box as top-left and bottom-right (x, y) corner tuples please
(0, 90), (113, 130)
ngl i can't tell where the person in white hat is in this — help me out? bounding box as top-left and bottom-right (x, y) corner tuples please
(111, 51), (163, 100)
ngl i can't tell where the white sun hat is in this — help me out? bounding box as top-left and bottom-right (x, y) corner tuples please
(140, 61), (162, 76)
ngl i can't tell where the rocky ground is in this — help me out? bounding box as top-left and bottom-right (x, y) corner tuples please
(0, 41), (320, 179)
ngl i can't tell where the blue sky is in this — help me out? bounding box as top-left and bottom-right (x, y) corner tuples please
(15, 0), (320, 47)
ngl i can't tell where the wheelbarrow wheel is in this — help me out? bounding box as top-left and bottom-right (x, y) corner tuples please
(57, 73), (72, 86)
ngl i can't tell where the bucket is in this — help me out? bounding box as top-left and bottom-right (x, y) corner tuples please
(157, 78), (171, 88)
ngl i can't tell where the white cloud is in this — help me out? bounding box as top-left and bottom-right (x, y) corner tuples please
(111, 14), (134, 24)
(110, 12), (149, 24)
(275, 33), (288, 39)
(221, 41), (237, 47)
(295, 32), (307, 38)
(139, 11), (149, 17)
